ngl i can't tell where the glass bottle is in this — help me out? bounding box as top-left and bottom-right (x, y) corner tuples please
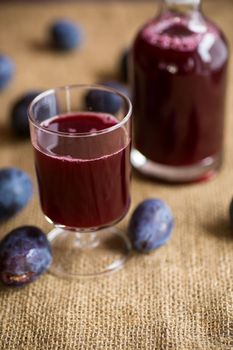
(130, 0), (229, 182)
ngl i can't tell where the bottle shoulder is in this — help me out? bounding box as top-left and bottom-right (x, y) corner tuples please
(132, 12), (229, 72)
(201, 14), (229, 49)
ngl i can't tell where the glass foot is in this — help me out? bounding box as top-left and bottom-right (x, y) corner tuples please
(47, 227), (131, 278)
(131, 148), (222, 183)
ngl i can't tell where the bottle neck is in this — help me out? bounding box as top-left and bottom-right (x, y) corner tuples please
(160, 0), (206, 33)
(161, 0), (201, 14)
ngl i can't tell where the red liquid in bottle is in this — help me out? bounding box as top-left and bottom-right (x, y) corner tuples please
(132, 11), (228, 178)
(33, 112), (131, 229)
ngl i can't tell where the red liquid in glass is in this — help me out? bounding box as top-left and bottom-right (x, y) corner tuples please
(132, 13), (228, 166)
(34, 113), (131, 229)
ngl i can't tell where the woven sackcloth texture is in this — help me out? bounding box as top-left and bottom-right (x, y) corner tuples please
(0, 1), (232, 349)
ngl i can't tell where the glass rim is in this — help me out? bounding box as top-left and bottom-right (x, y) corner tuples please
(28, 83), (132, 138)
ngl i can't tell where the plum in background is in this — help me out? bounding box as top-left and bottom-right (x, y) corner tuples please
(0, 168), (33, 222)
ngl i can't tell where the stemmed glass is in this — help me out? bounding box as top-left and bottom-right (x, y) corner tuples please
(28, 84), (132, 278)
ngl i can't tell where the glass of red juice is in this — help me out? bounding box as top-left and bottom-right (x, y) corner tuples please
(28, 84), (132, 278)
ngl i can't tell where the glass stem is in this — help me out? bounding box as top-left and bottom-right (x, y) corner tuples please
(75, 231), (99, 249)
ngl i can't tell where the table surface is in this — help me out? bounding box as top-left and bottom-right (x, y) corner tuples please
(0, 2), (232, 350)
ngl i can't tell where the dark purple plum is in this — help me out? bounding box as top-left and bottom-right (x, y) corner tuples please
(0, 168), (33, 222)
(128, 199), (174, 253)
(50, 20), (83, 51)
(229, 198), (233, 227)
(102, 81), (130, 98)
(85, 81), (130, 114)
(10, 91), (41, 138)
(119, 49), (129, 82)
(0, 55), (14, 90)
(0, 226), (52, 287)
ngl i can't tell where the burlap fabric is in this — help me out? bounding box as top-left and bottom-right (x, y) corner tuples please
(0, 1), (232, 349)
